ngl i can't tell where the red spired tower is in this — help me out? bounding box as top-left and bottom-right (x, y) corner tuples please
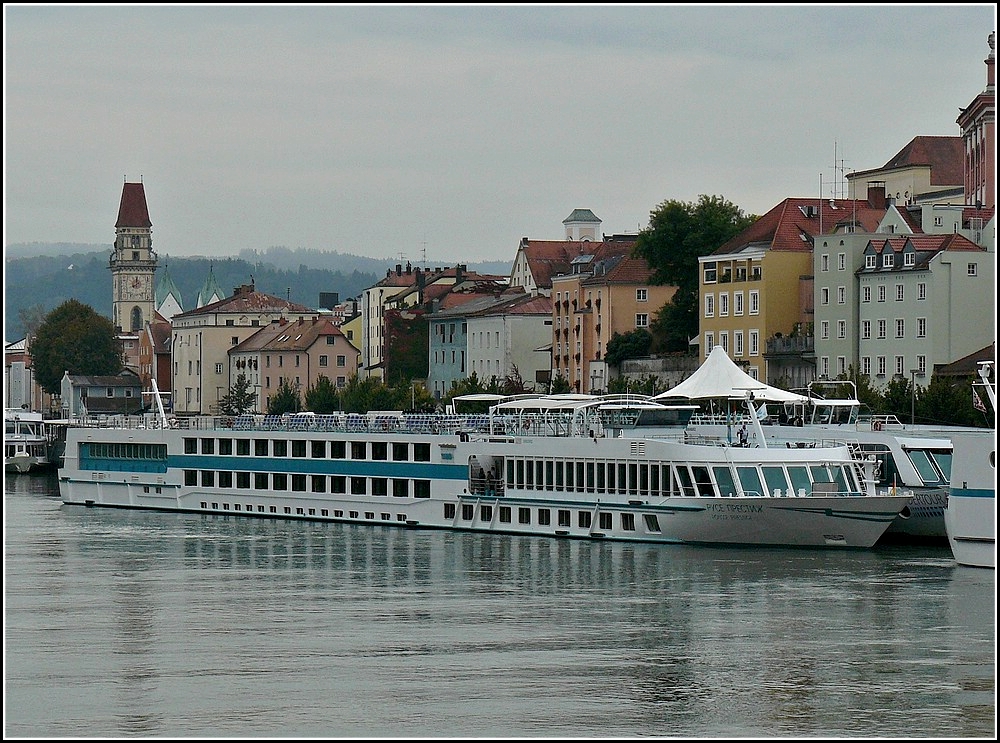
(110, 180), (157, 333)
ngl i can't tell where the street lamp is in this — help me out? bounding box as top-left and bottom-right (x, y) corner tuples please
(909, 369), (919, 425)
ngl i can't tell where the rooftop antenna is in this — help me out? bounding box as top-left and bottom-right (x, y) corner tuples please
(829, 141), (849, 200)
(421, 235), (427, 267)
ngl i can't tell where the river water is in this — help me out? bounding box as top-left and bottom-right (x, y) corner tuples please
(4, 471), (996, 738)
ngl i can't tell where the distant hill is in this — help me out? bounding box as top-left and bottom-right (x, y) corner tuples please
(4, 244), (512, 341)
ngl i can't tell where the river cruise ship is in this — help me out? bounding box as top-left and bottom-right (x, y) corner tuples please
(57, 394), (910, 549)
(5, 409), (52, 474)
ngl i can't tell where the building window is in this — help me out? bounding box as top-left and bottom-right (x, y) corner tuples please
(895, 284), (904, 301)
(917, 283), (926, 300)
(904, 252), (915, 267)
(837, 287), (846, 304)
(877, 320), (886, 340)
(967, 263), (977, 277)
(734, 331), (744, 357)
(882, 253), (893, 268)
(703, 263), (717, 283)
(877, 285), (886, 302)
(820, 288), (829, 306)
(916, 318), (926, 338)
(319, 355), (328, 367)
(215, 363), (223, 374)
(916, 355), (926, 375)
(636, 288), (647, 302)
(838, 253), (846, 271)
(861, 320), (871, 340)
(719, 331), (728, 353)
(837, 320), (846, 339)
(749, 330), (759, 356)
(820, 321), (829, 340)
(635, 314), (648, 328)
(734, 291), (743, 316)
(895, 356), (905, 377)
(877, 356), (886, 376)
(895, 319), (905, 338)
(862, 286), (871, 303)
(704, 332), (715, 353)
(821, 255), (829, 272)
(719, 293), (728, 317)
(865, 254), (876, 269)
(748, 291), (759, 315)
(861, 357), (871, 376)
(704, 294), (714, 318)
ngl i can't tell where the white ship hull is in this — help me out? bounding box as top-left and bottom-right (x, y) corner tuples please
(57, 412), (908, 550)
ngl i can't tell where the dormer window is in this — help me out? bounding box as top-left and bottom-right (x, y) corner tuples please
(903, 251), (915, 267)
(865, 254), (876, 269)
(882, 253), (894, 268)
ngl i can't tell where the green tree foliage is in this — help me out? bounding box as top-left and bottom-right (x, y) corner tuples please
(606, 374), (662, 396)
(383, 309), (429, 385)
(337, 375), (400, 413)
(267, 378), (301, 416)
(917, 375), (983, 427)
(549, 374), (571, 394)
(605, 329), (652, 368)
(880, 376), (912, 421)
(31, 299), (123, 393)
(218, 374), (258, 415)
(304, 375), (341, 413)
(501, 364), (532, 395)
(633, 195), (756, 353)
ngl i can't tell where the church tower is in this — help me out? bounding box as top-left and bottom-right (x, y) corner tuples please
(110, 181), (157, 332)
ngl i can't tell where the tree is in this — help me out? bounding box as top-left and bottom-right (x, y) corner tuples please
(218, 374), (258, 415)
(633, 195), (756, 353)
(305, 375), (340, 413)
(501, 364), (531, 395)
(31, 299), (123, 393)
(549, 374), (572, 394)
(18, 304), (47, 342)
(267, 378), (301, 416)
(605, 329), (652, 368)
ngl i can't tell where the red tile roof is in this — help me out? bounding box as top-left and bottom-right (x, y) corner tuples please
(851, 136), (964, 187)
(715, 197), (887, 255)
(519, 238), (637, 288)
(115, 182), (152, 228)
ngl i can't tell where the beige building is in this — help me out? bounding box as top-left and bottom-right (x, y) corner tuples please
(170, 283), (315, 415)
(552, 254), (674, 393)
(230, 315), (360, 413)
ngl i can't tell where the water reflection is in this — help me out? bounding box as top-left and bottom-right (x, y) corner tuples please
(4, 475), (994, 738)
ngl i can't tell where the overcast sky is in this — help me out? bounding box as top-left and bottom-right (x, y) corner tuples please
(4, 4), (996, 264)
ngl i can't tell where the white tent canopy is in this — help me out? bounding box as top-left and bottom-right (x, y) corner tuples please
(652, 346), (808, 403)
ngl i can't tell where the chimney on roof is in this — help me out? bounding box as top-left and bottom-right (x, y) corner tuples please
(406, 262), (412, 275)
(396, 264), (402, 276)
(867, 181), (887, 209)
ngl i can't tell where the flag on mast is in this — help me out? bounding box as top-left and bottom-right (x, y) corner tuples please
(973, 388), (987, 413)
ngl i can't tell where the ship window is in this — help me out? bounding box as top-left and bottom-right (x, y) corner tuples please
(392, 443), (408, 461)
(331, 441), (346, 459)
(712, 467), (737, 497)
(736, 467), (764, 497)
(380, 513), (390, 521)
(291, 474), (306, 491)
(787, 466), (810, 495)
(906, 448), (948, 485)
(311, 441), (326, 458)
(372, 442), (388, 460)
(219, 439), (233, 455)
(674, 466), (696, 497)
(444, 503), (456, 519)
(236, 440), (250, 456)
(525, 460), (535, 488)
(414, 443), (431, 462)
(292, 440), (307, 458)
(273, 473), (287, 490)
(201, 438), (214, 454)
(480, 504), (493, 521)
(414, 480), (430, 498)
(557, 509), (571, 527)
(351, 477), (366, 495)
(462, 504), (474, 520)
(578, 511), (592, 529)
(393, 479), (409, 497)
(621, 513), (635, 531)
(643, 514), (661, 532)
(334, 510), (342, 517)
(545, 461), (554, 490)
(349, 511), (359, 519)
(371, 478), (387, 496)
(254, 473), (268, 489)
(236, 472), (250, 489)
(762, 467), (790, 497)
(599, 512), (612, 530)
(691, 466), (714, 496)
(184, 438), (197, 454)
(270, 506), (277, 514)
(312, 475), (327, 493)
(252, 439), (266, 456)
(538, 508), (551, 526)
(219, 471), (233, 488)
(351, 442), (366, 459)
(184, 470), (197, 485)
(518, 507), (531, 524)
(332, 476), (346, 494)
(272, 440), (286, 456)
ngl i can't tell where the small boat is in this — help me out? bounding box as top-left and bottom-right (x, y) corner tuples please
(56, 383), (910, 550)
(4, 409), (52, 474)
(943, 361), (996, 569)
